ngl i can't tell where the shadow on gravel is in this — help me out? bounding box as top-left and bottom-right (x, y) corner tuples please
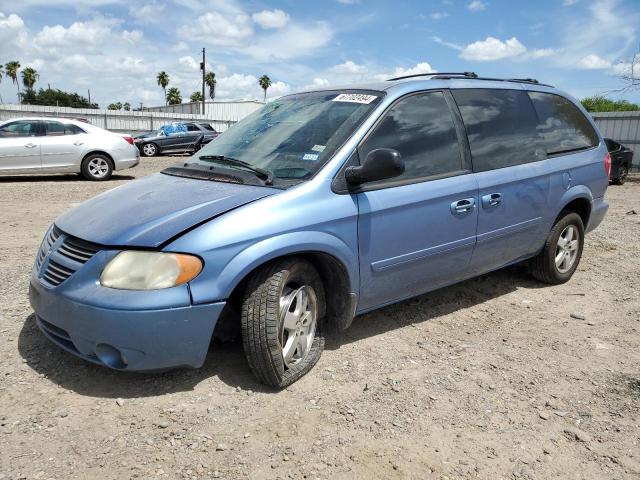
(18, 263), (545, 397)
(0, 174), (135, 182)
(326, 263), (545, 349)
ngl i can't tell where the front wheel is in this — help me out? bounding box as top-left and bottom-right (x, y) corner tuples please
(241, 258), (325, 388)
(530, 212), (584, 284)
(81, 154), (113, 181)
(612, 165), (628, 185)
(141, 142), (158, 157)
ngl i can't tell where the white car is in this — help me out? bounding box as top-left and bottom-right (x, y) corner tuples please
(0, 117), (140, 181)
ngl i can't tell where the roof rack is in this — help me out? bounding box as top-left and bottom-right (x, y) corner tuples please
(387, 72), (478, 81)
(387, 72), (553, 88)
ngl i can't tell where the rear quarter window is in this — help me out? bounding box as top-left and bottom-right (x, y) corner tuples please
(452, 88), (544, 172)
(528, 91), (599, 155)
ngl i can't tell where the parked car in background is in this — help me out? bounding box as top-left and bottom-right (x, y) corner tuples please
(30, 74), (609, 387)
(134, 122), (219, 157)
(605, 138), (633, 185)
(0, 117), (139, 181)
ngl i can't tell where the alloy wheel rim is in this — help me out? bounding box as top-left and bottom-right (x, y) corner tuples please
(555, 225), (579, 273)
(143, 144), (156, 155)
(88, 158), (109, 178)
(279, 285), (317, 368)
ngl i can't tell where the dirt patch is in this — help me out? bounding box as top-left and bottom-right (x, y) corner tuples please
(1, 163), (639, 479)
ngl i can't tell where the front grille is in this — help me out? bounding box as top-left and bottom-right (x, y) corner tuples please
(35, 225), (101, 288)
(42, 260), (75, 286)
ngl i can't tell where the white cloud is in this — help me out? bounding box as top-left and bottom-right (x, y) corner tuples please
(467, 1), (487, 11)
(215, 73), (290, 101)
(252, 9), (290, 29)
(329, 60), (367, 74)
(303, 77), (331, 90)
(121, 29), (143, 43)
(338, 0), (361, 4)
(529, 48), (557, 59)
(183, 11), (253, 46)
(129, 2), (164, 23)
(0, 12), (27, 48)
(563, 0), (578, 5)
(374, 62), (436, 81)
(34, 18), (117, 50)
(430, 12), (449, 20)
(577, 54), (611, 69)
(240, 22), (333, 61)
(460, 37), (526, 61)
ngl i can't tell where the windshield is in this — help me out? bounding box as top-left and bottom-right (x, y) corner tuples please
(186, 90), (383, 185)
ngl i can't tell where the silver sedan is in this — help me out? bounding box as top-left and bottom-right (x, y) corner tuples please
(0, 117), (140, 181)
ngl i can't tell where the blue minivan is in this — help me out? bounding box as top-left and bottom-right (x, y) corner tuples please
(29, 73), (609, 387)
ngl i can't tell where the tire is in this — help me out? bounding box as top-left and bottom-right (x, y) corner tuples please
(241, 258), (325, 388)
(141, 142), (158, 157)
(530, 212), (584, 284)
(81, 154), (113, 181)
(613, 165), (628, 185)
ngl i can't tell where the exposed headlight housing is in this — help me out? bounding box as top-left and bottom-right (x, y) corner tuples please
(100, 251), (203, 290)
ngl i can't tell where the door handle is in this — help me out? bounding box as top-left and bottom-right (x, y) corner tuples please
(24, 143), (37, 148)
(481, 192), (502, 208)
(73, 141), (84, 146)
(450, 198), (476, 216)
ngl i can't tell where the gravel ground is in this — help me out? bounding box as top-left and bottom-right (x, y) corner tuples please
(1, 158), (639, 480)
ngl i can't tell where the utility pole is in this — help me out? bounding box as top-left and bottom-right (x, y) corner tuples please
(200, 47), (206, 116)
(88, 89), (91, 106)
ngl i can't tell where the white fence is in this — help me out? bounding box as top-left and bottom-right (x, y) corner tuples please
(0, 104), (242, 134)
(591, 111), (640, 171)
(146, 100), (263, 121)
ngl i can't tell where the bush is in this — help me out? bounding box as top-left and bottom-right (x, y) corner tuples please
(581, 95), (640, 112)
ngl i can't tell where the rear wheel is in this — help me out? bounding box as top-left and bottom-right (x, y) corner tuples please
(81, 154), (113, 181)
(241, 258), (325, 388)
(530, 212), (584, 284)
(141, 143), (158, 157)
(613, 165), (628, 185)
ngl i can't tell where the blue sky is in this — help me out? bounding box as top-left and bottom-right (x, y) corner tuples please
(0, 0), (638, 107)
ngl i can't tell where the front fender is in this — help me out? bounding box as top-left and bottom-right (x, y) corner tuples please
(188, 231), (359, 304)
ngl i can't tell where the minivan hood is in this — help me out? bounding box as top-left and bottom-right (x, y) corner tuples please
(55, 173), (279, 247)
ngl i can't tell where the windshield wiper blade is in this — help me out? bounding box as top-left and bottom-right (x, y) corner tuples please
(198, 155), (273, 185)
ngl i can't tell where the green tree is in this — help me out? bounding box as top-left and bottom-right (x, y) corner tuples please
(19, 88), (98, 108)
(21, 67), (39, 92)
(190, 91), (203, 102)
(157, 71), (170, 105)
(581, 95), (640, 112)
(166, 87), (182, 105)
(123, 102), (131, 111)
(204, 71), (216, 99)
(5, 61), (21, 101)
(107, 102), (123, 110)
(258, 74), (272, 102)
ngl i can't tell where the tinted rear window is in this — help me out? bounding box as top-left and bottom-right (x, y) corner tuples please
(528, 92), (598, 155)
(452, 89), (544, 172)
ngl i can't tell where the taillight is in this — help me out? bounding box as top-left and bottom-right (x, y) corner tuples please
(604, 152), (611, 178)
(122, 135), (134, 145)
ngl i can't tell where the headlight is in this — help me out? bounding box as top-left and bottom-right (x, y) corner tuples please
(100, 251), (203, 290)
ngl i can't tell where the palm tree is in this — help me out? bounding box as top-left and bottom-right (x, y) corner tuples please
(5, 61), (21, 101)
(166, 87), (182, 105)
(259, 74), (272, 102)
(204, 71), (216, 99)
(21, 67), (39, 92)
(190, 91), (203, 103)
(156, 71), (170, 105)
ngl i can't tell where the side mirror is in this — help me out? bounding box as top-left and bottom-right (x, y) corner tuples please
(345, 148), (404, 185)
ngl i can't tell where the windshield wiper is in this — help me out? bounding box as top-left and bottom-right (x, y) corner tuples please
(198, 155), (273, 185)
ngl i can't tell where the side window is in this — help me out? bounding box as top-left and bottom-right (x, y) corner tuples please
(45, 121), (65, 136)
(186, 124), (200, 132)
(452, 88), (543, 172)
(65, 124), (85, 135)
(359, 91), (464, 185)
(0, 120), (38, 138)
(200, 124), (215, 131)
(528, 92), (599, 155)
